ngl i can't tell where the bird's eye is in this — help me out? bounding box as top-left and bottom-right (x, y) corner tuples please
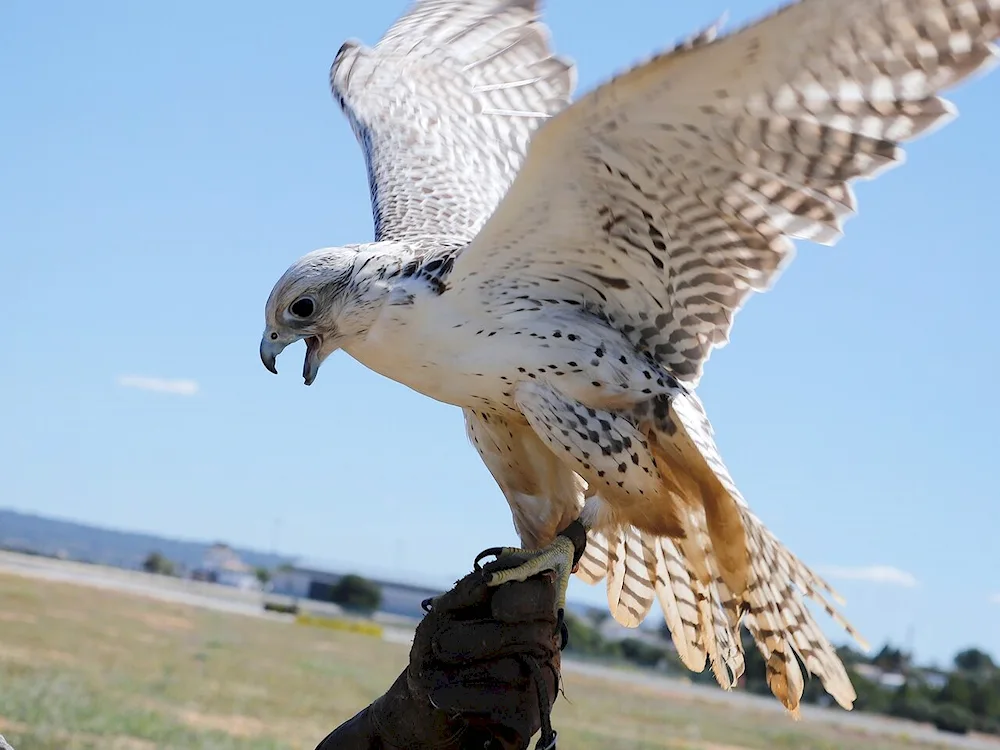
(289, 297), (315, 319)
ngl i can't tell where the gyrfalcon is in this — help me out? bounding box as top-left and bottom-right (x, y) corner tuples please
(259, 0), (999, 713)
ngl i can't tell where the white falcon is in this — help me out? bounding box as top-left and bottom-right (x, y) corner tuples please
(260, 0), (999, 712)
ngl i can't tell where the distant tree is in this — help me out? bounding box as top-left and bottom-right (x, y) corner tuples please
(933, 703), (975, 735)
(587, 609), (612, 628)
(142, 551), (175, 576)
(835, 644), (869, 667)
(329, 574), (382, 614)
(872, 644), (910, 673)
(889, 681), (936, 724)
(255, 567), (271, 585)
(851, 673), (893, 713)
(954, 648), (996, 674)
(976, 714), (1000, 737)
(939, 673), (975, 709)
(619, 638), (669, 668)
(562, 612), (621, 659)
(969, 676), (1000, 719)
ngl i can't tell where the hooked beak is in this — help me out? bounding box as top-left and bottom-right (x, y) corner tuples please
(259, 333), (333, 386)
(259, 336), (285, 375)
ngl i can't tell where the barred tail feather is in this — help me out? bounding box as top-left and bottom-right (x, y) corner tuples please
(576, 522), (745, 686)
(652, 535), (708, 672)
(576, 529), (611, 585)
(605, 526), (658, 627)
(766, 641), (806, 719)
(576, 508), (865, 712)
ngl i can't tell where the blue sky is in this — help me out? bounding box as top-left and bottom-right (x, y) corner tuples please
(3, 0), (998, 667)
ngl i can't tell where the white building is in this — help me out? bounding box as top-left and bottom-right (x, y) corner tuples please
(191, 543), (261, 590)
(270, 564), (337, 600)
(270, 561), (440, 619)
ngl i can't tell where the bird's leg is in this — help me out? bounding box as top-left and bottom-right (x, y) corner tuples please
(476, 519), (588, 623)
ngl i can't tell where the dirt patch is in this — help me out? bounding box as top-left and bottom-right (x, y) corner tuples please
(176, 708), (267, 738)
(0, 717), (157, 750)
(132, 632), (166, 646)
(0, 644), (78, 667)
(313, 641), (351, 655)
(0, 718), (27, 734)
(571, 672), (702, 704)
(0, 612), (36, 625)
(569, 719), (751, 750)
(136, 697), (312, 744)
(99, 735), (159, 750)
(126, 611), (195, 632)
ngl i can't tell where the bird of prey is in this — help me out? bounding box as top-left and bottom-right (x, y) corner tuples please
(260, 0), (999, 713)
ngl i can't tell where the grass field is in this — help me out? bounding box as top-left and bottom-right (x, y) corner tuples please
(0, 571), (973, 750)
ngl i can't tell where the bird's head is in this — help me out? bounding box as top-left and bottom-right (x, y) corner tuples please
(259, 246), (377, 385)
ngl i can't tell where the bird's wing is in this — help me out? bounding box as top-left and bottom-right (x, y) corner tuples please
(330, 0), (574, 245)
(448, 0), (999, 384)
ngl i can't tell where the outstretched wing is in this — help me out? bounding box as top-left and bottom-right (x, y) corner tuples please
(449, 0), (1000, 384)
(329, 0), (574, 245)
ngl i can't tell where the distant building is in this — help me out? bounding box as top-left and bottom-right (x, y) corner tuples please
(270, 562), (441, 619)
(190, 543), (260, 590)
(853, 663), (907, 688)
(270, 564), (335, 600)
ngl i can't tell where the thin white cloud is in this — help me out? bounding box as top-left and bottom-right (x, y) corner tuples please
(116, 375), (199, 396)
(990, 593), (1000, 605)
(821, 565), (918, 588)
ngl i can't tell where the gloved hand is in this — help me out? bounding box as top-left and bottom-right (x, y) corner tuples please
(315, 556), (566, 750)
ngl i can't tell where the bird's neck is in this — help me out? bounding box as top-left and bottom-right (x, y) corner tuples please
(339, 243), (415, 340)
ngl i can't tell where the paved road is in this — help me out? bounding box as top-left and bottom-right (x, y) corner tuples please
(0, 551), (277, 619)
(2, 552), (997, 749)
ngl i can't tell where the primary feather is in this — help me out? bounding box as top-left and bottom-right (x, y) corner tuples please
(262, 0), (1000, 713)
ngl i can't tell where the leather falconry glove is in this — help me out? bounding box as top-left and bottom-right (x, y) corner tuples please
(314, 551), (573, 750)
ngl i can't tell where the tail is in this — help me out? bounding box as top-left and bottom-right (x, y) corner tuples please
(576, 392), (868, 713)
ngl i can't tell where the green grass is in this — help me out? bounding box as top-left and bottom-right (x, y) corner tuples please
(0, 572), (962, 750)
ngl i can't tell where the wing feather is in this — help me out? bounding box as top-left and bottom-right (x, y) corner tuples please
(329, 0), (574, 244)
(449, 0), (1000, 384)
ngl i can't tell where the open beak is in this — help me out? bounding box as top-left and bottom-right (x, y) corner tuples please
(259, 333), (332, 386)
(302, 335), (323, 386)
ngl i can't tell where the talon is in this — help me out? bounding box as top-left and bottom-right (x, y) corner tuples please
(475, 521), (588, 624)
(558, 519), (588, 568)
(557, 608), (569, 650)
(474, 546), (505, 572)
